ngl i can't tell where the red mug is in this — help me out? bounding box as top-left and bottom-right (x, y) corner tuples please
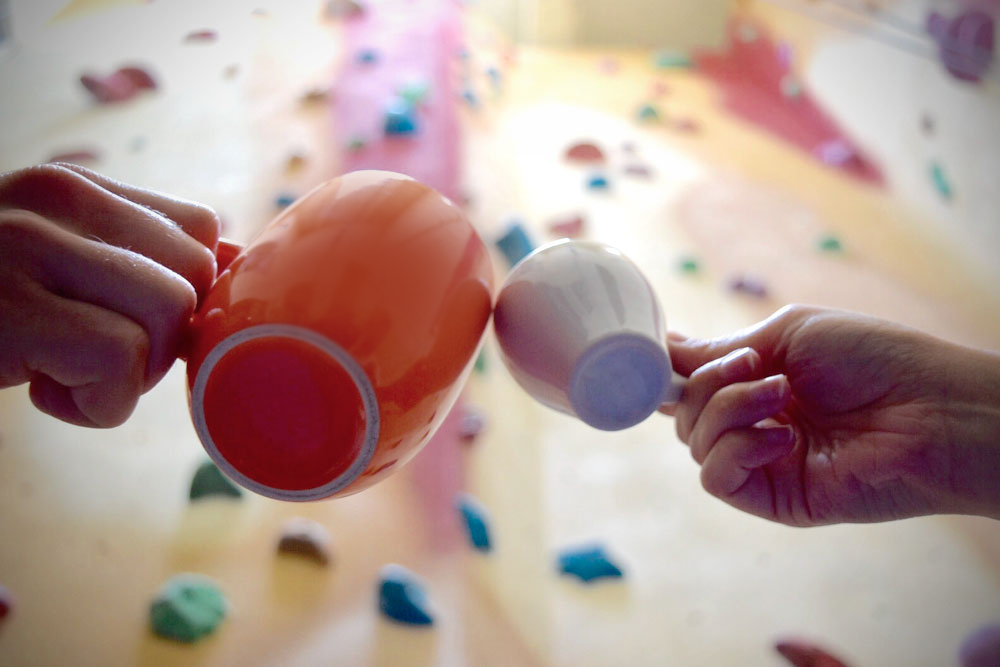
(185, 171), (494, 501)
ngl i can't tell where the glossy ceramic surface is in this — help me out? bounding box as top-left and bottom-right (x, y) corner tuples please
(494, 240), (682, 431)
(186, 171), (494, 500)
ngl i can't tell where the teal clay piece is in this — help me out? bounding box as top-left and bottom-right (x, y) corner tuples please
(189, 461), (243, 501)
(150, 574), (227, 643)
(818, 235), (843, 253)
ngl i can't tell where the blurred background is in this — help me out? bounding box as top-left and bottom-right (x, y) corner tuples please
(0, 0), (998, 665)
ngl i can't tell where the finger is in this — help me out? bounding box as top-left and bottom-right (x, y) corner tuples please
(54, 163), (221, 251)
(673, 346), (765, 441)
(18, 289), (149, 428)
(3, 211), (195, 389)
(666, 304), (820, 377)
(688, 374), (791, 464)
(699, 425), (796, 498)
(0, 164), (216, 299)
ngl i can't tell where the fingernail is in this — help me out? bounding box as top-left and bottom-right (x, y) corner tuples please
(758, 375), (789, 402)
(667, 331), (688, 343)
(764, 424), (795, 446)
(718, 347), (757, 381)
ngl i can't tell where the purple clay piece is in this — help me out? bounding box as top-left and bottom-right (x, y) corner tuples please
(926, 10), (995, 83)
(959, 623), (1000, 667)
(458, 406), (486, 444)
(777, 41), (795, 68)
(547, 214), (585, 238)
(624, 163), (653, 178)
(815, 138), (857, 167)
(727, 274), (769, 298)
(184, 29), (218, 44)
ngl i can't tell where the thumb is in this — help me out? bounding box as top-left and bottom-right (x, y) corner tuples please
(667, 306), (809, 377)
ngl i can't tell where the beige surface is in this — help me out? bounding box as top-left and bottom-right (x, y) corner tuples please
(1, 2), (999, 666)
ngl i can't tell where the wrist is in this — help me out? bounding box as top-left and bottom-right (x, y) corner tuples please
(940, 345), (1000, 519)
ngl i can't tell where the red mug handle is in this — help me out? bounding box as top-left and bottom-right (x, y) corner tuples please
(179, 238), (245, 362)
(215, 237), (244, 274)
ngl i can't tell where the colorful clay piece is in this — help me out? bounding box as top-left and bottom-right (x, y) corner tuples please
(780, 74), (802, 100)
(557, 543), (624, 583)
(636, 103), (660, 122)
(398, 78), (430, 106)
(818, 235), (843, 253)
(920, 113), (935, 136)
(815, 138), (856, 167)
(325, 0), (365, 19)
(650, 80), (670, 97)
(377, 564), (434, 626)
(674, 118), (701, 134)
(0, 585), (12, 626)
(547, 214), (585, 238)
(275, 193), (296, 209)
(458, 405), (486, 444)
(777, 41), (795, 68)
(727, 274), (769, 298)
(300, 86), (333, 105)
(678, 256), (700, 274)
(129, 136), (147, 153)
(495, 221), (536, 268)
(565, 142), (605, 164)
(930, 161), (954, 200)
(223, 64), (240, 80)
(461, 87), (479, 109)
(149, 574), (227, 643)
(80, 66), (157, 104)
(775, 638), (851, 667)
(653, 51), (693, 69)
(486, 65), (503, 91)
(189, 460), (243, 500)
(277, 517), (333, 566)
(473, 351), (487, 375)
(959, 623), (1000, 667)
(738, 24), (759, 43)
(384, 99), (418, 136)
(347, 136), (367, 152)
(286, 152), (307, 171)
(586, 172), (611, 191)
(624, 163), (653, 178)
(456, 494), (492, 552)
(184, 29), (218, 44)
(356, 48), (379, 65)
(47, 149), (100, 165)
(926, 10), (995, 84)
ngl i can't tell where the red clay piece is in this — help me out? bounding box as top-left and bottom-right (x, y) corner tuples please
(47, 149), (101, 164)
(565, 142), (605, 164)
(184, 29), (218, 44)
(547, 214), (585, 238)
(775, 639), (851, 667)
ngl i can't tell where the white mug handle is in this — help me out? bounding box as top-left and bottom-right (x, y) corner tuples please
(660, 370), (687, 405)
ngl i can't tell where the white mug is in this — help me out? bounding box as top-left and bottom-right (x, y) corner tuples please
(493, 240), (684, 431)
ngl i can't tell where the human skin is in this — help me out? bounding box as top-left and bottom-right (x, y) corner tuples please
(0, 164), (219, 427)
(661, 305), (1000, 526)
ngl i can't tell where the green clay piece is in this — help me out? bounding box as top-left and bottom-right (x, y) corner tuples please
(678, 257), (700, 274)
(473, 351), (487, 375)
(930, 161), (953, 201)
(149, 574), (227, 643)
(653, 51), (693, 69)
(347, 136), (367, 152)
(818, 235), (843, 253)
(637, 104), (660, 122)
(398, 79), (431, 106)
(189, 461), (242, 501)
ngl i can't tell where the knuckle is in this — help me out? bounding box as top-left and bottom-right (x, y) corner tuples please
(1, 163), (77, 196)
(96, 319), (150, 381)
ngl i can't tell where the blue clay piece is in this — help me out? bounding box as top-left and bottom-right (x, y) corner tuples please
(377, 564), (434, 626)
(356, 48), (379, 64)
(930, 161), (954, 200)
(384, 99), (418, 136)
(456, 494), (492, 553)
(461, 88), (479, 109)
(486, 66), (502, 91)
(275, 193), (296, 209)
(557, 543), (624, 583)
(495, 221), (536, 268)
(586, 173), (610, 190)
